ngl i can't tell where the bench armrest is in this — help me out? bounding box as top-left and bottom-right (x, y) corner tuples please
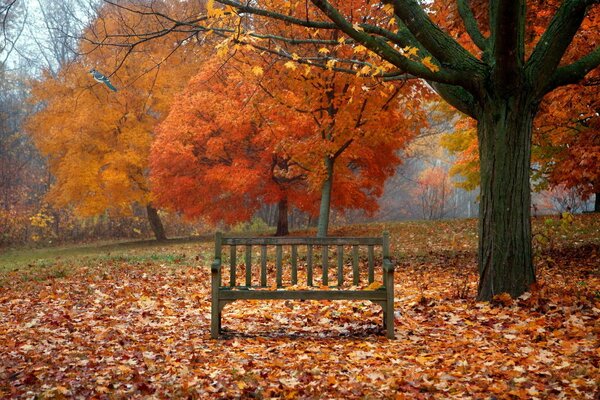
(211, 259), (221, 273)
(383, 258), (395, 272)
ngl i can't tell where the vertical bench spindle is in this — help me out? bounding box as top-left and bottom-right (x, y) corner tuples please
(260, 245), (267, 287)
(322, 246), (329, 286)
(368, 245), (375, 283)
(337, 245), (344, 286)
(352, 245), (359, 286)
(307, 244), (313, 286)
(245, 245), (252, 286)
(230, 245), (237, 287)
(276, 245), (283, 288)
(291, 245), (298, 285)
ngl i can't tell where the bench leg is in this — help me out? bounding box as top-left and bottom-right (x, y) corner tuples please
(211, 299), (220, 339)
(385, 300), (395, 339)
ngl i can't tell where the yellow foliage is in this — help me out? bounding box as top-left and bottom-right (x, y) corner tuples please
(284, 61), (297, 70)
(422, 56), (440, 72)
(26, 4), (203, 217)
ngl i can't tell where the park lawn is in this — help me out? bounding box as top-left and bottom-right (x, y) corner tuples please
(0, 215), (598, 399)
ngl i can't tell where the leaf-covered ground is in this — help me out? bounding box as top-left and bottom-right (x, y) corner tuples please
(0, 216), (598, 399)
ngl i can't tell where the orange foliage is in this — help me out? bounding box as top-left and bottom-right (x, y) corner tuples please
(151, 1), (428, 226)
(150, 60), (317, 225)
(26, 2), (202, 217)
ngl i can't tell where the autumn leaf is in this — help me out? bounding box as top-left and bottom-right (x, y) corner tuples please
(251, 66), (264, 76)
(422, 56), (440, 72)
(284, 61), (297, 70)
(402, 46), (419, 58)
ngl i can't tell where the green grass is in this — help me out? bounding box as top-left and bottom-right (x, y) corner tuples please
(0, 236), (213, 272)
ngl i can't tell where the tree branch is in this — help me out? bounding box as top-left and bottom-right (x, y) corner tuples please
(310, 0), (466, 86)
(489, 0), (525, 92)
(216, 0), (336, 29)
(526, 0), (595, 95)
(545, 46), (600, 92)
(388, 0), (484, 73)
(429, 82), (479, 119)
(457, 0), (488, 52)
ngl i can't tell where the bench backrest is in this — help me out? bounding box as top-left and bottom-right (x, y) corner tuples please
(214, 232), (390, 288)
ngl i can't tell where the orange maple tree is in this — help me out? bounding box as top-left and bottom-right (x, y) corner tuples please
(150, 60), (318, 235)
(263, 62), (427, 236)
(151, 33), (426, 235)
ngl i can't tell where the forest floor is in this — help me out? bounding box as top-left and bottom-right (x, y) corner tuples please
(0, 215), (598, 399)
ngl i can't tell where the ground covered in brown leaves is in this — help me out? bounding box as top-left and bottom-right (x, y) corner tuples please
(0, 217), (599, 399)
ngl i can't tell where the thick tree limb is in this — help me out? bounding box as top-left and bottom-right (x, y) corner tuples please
(310, 0), (465, 86)
(489, 0), (525, 92)
(429, 82), (479, 119)
(545, 46), (600, 92)
(387, 0), (484, 74)
(457, 0), (488, 51)
(526, 0), (593, 95)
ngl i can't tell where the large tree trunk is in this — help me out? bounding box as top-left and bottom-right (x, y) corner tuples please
(317, 157), (334, 237)
(146, 204), (166, 241)
(476, 94), (537, 301)
(275, 198), (289, 236)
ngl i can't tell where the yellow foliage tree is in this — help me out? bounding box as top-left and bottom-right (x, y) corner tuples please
(26, 2), (204, 240)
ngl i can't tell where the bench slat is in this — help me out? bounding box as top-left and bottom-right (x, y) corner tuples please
(291, 245), (298, 285)
(245, 245), (252, 286)
(368, 245), (375, 283)
(337, 245), (344, 286)
(219, 289), (387, 301)
(276, 245), (283, 288)
(230, 245), (237, 287)
(322, 246), (328, 286)
(307, 244), (313, 286)
(260, 245), (267, 287)
(352, 245), (359, 286)
(222, 237), (383, 246)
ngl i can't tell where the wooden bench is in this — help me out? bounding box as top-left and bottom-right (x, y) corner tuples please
(210, 232), (395, 339)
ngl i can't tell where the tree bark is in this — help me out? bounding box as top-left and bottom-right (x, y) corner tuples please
(146, 204), (166, 241)
(317, 156), (334, 237)
(476, 93), (537, 301)
(275, 197), (289, 236)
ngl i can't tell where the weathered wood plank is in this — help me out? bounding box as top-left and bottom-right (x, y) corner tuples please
(307, 244), (313, 286)
(291, 245), (298, 285)
(222, 237), (383, 246)
(260, 245), (267, 287)
(337, 245), (344, 286)
(215, 232), (222, 260)
(230, 245), (236, 287)
(368, 245), (375, 283)
(219, 289), (387, 301)
(382, 231), (390, 259)
(352, 245), (359, 286)
(276, 245), (283, 288)
(245, 245), (252, 287)
(322, 245), (329, 286)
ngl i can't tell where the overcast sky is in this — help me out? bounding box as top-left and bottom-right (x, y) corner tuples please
(3, 0), (94, 75)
